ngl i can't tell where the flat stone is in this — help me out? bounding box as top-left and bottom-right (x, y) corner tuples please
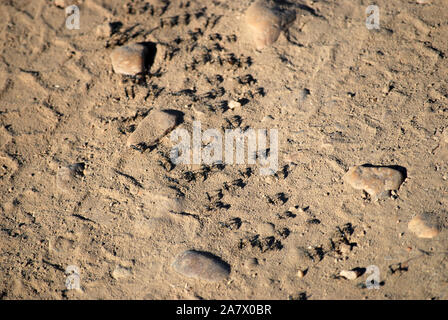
(142, 186), (185, 214)
(127, 110), (180, 149)
(343, 165), (405, 200)
(245, 0), (296, 50)
(112, 266), (132, 279)
(172, 250), (231, 281)
(56, 162), (85, 191)
(408, 213), (441, 239)
(110, 43), (149, 75)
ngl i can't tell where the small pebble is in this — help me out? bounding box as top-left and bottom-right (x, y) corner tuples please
(110, 43), (149, 75)
(258, 222), (275, 235)
(228, 100), (241, 110)
(127, 110), (181, 148)
(339, 269), (360, 280)
(339, 243), (351, 255)
(408, 213), (441, 239)
(0, 126), (11, 149)
(299, 88), (310, 102)
(150, 43), (167, 72)
(297, 269), (305, 278)
(96, 23), (113, 38)
(442, 129), (448, 144)
(54, 0), (66, 8)
(262, 115), (274, 122)
(245, 0), (296, 50)
(244, 258), (259, 270)
(172, 250), (231, 281)
(343, 165), (405, 200)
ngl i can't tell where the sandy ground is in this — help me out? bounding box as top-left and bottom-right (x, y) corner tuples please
(0, 0), (448, 300)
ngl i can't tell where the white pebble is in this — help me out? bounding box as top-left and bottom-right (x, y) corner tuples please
(340, 270), (360, 280)
(228, 100), (241, 110)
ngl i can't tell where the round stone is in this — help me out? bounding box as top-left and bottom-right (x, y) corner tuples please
(110, 43), (149, 75)
(245, 0), (296, 50)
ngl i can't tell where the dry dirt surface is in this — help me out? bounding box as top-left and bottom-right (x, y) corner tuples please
(1, 0), (448, 300)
